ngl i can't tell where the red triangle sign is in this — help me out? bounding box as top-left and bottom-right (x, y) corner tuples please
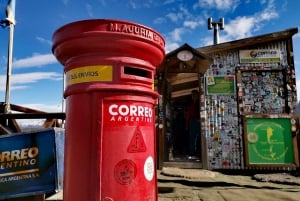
(127, 126), (147, 153)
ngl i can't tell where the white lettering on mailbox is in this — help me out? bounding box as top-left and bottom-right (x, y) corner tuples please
(108, 104), (153, 124)
(109, 104), (152, 117)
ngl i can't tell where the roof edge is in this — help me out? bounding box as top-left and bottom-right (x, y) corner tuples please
(166, 43), (211, 60)
(198, 27), (298, 54)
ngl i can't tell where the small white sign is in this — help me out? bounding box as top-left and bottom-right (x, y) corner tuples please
(144, 156), (154, 181)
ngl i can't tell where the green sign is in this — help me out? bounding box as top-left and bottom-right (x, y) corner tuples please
(206, 76), (235, 95)
(246, 118), (294, 164)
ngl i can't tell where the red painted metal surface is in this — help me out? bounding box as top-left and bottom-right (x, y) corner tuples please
(52, 19), (165, 201)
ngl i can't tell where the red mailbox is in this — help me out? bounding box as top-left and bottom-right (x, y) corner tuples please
(52, 19), (165, 201)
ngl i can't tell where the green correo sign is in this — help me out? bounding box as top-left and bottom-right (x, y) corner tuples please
(246, 118), (294, 164)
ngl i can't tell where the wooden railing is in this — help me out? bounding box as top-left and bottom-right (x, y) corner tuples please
(0, 102), (65, 134)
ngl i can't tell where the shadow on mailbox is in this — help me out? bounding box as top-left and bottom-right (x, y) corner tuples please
(0, 128), (64, 199)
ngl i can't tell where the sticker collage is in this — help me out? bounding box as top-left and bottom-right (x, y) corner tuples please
(202, 41), (297, 169)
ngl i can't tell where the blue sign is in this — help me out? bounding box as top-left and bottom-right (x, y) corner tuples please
(0, 128), (63, 199)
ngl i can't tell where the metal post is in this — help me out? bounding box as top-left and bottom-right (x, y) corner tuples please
(4, 22), (14, 114)
(2, 0), (16, 115)
(208, 17), (224, 45)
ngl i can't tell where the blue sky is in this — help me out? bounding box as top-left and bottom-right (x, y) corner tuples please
(0, 0), (299, 112)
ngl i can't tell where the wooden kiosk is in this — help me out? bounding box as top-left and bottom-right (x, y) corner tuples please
(156, 28), (300, 171)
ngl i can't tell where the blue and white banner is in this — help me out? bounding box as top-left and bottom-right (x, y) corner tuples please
(0, 128), (63, 199)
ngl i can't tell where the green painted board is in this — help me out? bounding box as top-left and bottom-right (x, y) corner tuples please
(246, 118), (294, 164)
(206, 76), (235, 95)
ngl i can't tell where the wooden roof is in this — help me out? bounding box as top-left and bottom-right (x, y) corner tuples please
(158, 43), (212, 74)
(157, 43), (212, 101)
(198, 27), (298, 54)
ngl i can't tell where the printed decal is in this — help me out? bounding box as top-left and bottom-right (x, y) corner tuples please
(66, 65), (113, 86)
(143, 156), (154, 181)
(127, 126), (147, 153)
(104, 101), (153, 126)
(114, 159), (137, 185)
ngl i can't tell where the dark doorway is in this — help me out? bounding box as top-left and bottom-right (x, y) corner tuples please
(156, 43), (212, 169)
(169, 91), (201, 162)
(171, 97), (189, 159)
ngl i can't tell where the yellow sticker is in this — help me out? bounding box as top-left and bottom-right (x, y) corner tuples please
(66, 65), (113, 86)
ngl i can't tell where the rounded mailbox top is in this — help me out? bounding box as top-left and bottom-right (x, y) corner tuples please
(52, 19), (166, 67)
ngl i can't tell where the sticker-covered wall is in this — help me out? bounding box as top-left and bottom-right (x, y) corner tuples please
(202, 40), (297, 169)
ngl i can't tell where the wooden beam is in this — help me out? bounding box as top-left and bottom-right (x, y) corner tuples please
(43, 119), (62, 128)
(171, 87), (199, 98)
(172, 80), (199, 92)
(167, 73), (198, 84)
(8, 119), (21, 133)
(0, 113), (65, 120)
(0, 124), (12, 134)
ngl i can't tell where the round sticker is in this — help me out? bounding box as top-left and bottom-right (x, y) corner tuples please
(247, 132), (258, 143)
(114, 159), (137, 185)
(144, 156), (154, 181)
(291, 119), (296, 125)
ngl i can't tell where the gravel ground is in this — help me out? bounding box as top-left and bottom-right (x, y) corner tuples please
(46, 168), (300, 201)
(157, 168), (300, 201)
(253, 172), (300, 185)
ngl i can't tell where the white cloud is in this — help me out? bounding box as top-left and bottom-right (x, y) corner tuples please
(169, 28), (185, 42)
(153, 17), (166, 24)
(166, 4), (194, 24)
(165, 41), (180, 53)
(294, 32), (300, 39)
(36, 37), (52, 46)
(99, 0), (106, 6)
(86, 3), (93, 17)
(62, 0), (69, 6)
(178, 4), (192, 17)
(161, 4), (203, 50)
(201, 36), (215, 46)
(0, 72), (63, 91)
(12, 54), (58, 69)
(166, 12), (182, 22)
(225, 16), (255, 39)
(194, 0), (240, 11)
(201, 0), (279, 45)
(164, 27), (186, 52)
(129, 0), (137, 9)
(297, 79), (300, 102)
(259, 0), (278, 20)
(163, 0), (176, 4)
(127, 0), (158, 9)
(21, 103), (64, 113)
(13, 72), (62, 83)
(183, 21), (199, 29)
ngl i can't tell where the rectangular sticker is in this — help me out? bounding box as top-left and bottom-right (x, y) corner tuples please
(239, 49), (281, 63)
(66, 65), (113, 86)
